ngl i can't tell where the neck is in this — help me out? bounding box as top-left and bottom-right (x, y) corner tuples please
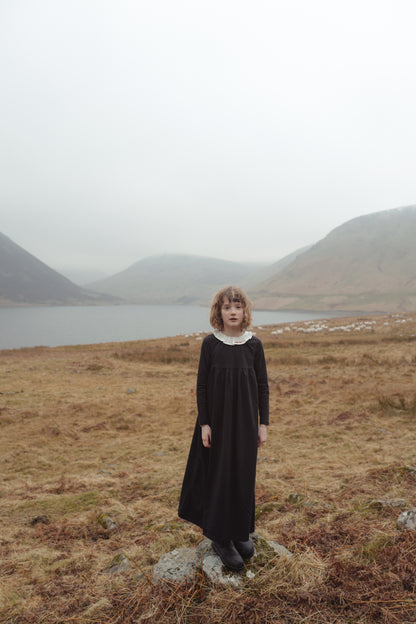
(222, 327), (244, 337)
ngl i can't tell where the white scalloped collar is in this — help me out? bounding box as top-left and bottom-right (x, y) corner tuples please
(213, 329), (253, 345)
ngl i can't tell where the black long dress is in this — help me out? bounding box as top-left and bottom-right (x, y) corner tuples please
(178, 331), (269, 544)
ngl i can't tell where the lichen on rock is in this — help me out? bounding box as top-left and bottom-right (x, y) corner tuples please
(97, 512), (117, 531)
(153, 533), (292, 588)
(397, 508), (416, 530)
(106, 552), (130, 574)
(153, 547), (201, 585)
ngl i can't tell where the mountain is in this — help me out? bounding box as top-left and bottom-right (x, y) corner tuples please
(0, 232), (119, 306)
(252, 205), (416, 312)
(58, 267), (110, 286)
(89, 254), (269, 305)
(247, 244), (313, 285)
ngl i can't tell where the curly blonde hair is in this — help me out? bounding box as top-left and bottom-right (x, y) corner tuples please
(209, 285), (252, 331)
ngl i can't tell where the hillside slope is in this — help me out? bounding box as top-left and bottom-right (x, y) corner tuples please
(89, 254), (268, 304)
(0, 232), (118, 306)
(252, 205), (416, 312)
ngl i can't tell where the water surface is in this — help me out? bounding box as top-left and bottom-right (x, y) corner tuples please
(0, 304), (342, 350)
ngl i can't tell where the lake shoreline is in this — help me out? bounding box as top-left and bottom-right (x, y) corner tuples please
(0, 304), (352, 350)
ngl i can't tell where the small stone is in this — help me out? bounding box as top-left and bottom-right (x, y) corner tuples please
(106, 552), (130, 574)
(400, 466), (416, 474)
(126, 388), (136, 394)
(397, 508), (416, 530)
(255, 501), (280, 520)
(156, 521), (183, 532)
(97, 513), (117, 531)
(288, 493), (305, 505)
(368, 499), (407, 511)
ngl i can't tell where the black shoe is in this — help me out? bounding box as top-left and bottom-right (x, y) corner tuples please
(212, 541), (244, 571)
(233, 539), (255, 560)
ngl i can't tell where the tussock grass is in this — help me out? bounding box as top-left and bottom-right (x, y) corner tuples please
(378, 393), (416, 417)
(1, 313), (416, 622)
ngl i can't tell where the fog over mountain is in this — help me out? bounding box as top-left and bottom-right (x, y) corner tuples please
(0, 233), (119, 306)
(252, 205), (416, 312)
(3, 2), (416, 277)
(2, 205), (416, 312)
(88, 254), (270, 305)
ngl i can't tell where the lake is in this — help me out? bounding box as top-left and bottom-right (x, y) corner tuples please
(0, 304), (344, 350)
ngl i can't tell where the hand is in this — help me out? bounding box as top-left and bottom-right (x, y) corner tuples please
(201, 424), (212, 448)
(258, 424), (267, 447)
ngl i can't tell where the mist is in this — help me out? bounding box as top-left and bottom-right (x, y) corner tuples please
(1, 0), (416, 275)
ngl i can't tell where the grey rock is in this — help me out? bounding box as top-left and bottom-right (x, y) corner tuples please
(287, 493), (306, 505)
(153, 547), (201, 585)
(153, 534), (292, 588)
(397, 508), (416, 530)
(97, 513), (117, 531)
(267, 540), (293, 558)
(106, 552), (130, 574)
(400, 465), (416, 475)
(368, 498), (407, 511)
(126, 388), (136, 394)
(156, 521), (184, 532)
(196, 538), (215, 556)
(255, 501), (280, 519)
(202, 554), (243, 588)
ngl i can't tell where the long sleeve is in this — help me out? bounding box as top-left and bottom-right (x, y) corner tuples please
(254, 339), (269, 425)
(196, 336), (212, 426)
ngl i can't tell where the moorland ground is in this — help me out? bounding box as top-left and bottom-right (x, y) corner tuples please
(1, 312), (416, 623)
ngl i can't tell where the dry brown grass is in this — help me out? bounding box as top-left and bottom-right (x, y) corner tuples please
(1, 313), (416, 623)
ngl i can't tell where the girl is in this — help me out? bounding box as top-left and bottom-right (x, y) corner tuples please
(178, 286), (269, 571)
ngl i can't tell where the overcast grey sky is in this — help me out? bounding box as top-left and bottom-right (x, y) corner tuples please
(1, 0), (416, 276)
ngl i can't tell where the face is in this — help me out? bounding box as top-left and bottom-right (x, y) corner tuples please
(220, 297), (244, 335)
